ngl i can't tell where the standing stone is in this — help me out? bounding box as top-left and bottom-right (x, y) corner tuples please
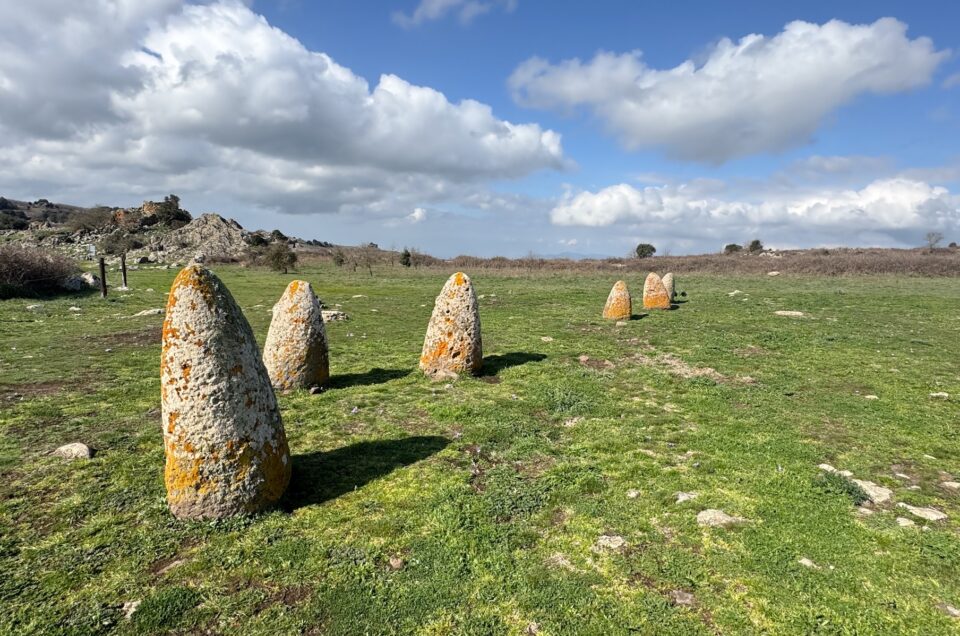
(643, 273), (671, 310)
(420, 272), (482, 380)
(263, 280), (329, 390)
(662, 273), (675, 300)
(602, 280), (632, 320)
(161, 265), (290, 519)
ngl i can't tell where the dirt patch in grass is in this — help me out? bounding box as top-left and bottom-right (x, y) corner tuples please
(0, 380), (71, 400)
(84, 325), (161, 348)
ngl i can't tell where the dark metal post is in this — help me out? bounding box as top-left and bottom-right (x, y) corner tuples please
(120, 253), (128, 288)
(98, 257), (107, 298)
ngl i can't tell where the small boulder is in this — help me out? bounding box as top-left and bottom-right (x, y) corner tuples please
(669, 590), (696, 607)
(642, 273), (671, 310)
(52, 442), (94, 460)
(897, 502), (947, 521)
(80, 272), (100, 288)
(852, 479), (892, 504)
(929, 392), (950, 399)
(676, 492), (697, 504)
(419, 272), (482, 380)
(263, 280), (330, 391)
(161, 265), (290, 519)
(602, 280), (632, 320)
(697, 509), (745, 528)
(321, 310), (349, 322)
(774, 310), (805, 317)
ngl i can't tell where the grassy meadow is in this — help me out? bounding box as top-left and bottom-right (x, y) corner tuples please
(1, 263), (959, 634)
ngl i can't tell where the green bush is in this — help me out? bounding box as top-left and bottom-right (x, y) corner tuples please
(635, 243), (656, 258)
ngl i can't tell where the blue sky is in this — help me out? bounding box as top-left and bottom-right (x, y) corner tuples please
(1, 1), (958, 256)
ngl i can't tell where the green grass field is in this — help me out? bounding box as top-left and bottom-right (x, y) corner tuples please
(1, 264), (959, 635)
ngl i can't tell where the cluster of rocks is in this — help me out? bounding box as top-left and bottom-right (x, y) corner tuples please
(601, 272), (677, 319)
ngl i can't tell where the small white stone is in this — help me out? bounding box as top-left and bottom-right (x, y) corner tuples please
(52, 443), (94, 459)
(69, 306), (82, 312)
(939, 603), (960, 618)
(122, 600), (141, 619)
(897, 502), (947, 521)
(593, 534), (626, 551)
(852, 479), (893, 504)
(798, 557), (819, 569)
(929, 392), (950, 399)
(626, 489), (640, 499)
(767, 271), (780, 276)
(615, 321), (628, 327)
(676, 492), (697, 504)
(896, 517), (916, 527)
(856, 506), (874, 516)
(774, 310), (806, 317)
(132, 308), (163, 317)
(541, 336), (554, 342)
(818, 463), (838, 473)
(697, 509), (745, 528)
(727, 290), (742, 296)
(864, 394), (879, 400)
(669, 590), (696, 607)
(940, 481), (960, 491)
(26, 304), (43, 311)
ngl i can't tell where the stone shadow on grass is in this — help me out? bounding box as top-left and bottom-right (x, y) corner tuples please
(284, 436), (449, 510)
(481, 352), (547, 377)
(630, 313), (649, 320)
(326, 367), (411, 389)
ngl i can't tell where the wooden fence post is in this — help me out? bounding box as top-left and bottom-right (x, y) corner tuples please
(120, 253), (128, 288)
(98, 257), (107, 299)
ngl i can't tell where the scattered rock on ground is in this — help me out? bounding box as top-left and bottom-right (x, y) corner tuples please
(133, 308), (163, 317)
(852, 479), (893, 504)
(52, 442), (94, 460)
(26, 304), (43, 311)
(697, 509), (745, 528)
(593, 534), (626, 551)
(615, 320), (628, 327)
(728, 290), (742, 296)
(388, 556), (405, 571)
(122, 601), (141, 620)
(669, 590), (696, 607)
(856, 507), (874, 516)
(768, 271), (781, 276)
(419, 272), (482, 380)
(897, 502), (947, 521)
(929, 392), (950, 399)
(774, 310), (805, 317)
(938, 603), (960, 618)
(940, 481), (960, 491)
(321, 310), (349, 322)
(540, 336), (554, 342)
(602, 280), (632, 320)
(896, 517), (916, 527)
(798, 557), (819, 569)
(864, 394), (879, 400)
(626, 489), (640, 499)
(676, 492), (697, 504)
(818, 463), (853, 477)
(69, 306), (82, 312)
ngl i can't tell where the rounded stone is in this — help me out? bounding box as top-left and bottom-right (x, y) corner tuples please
(643, 273), (671, 310)
(263, 280), (329, 390)
(419, 272), (482, 380)
(662, 273), (675, 300)
(602, 280), (632, 320)
(161, 265), (291, 519)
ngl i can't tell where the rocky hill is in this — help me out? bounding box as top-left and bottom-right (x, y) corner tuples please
(0, 196), (332, 265)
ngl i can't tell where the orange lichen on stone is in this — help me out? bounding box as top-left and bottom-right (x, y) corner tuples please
(420, 272), (482, 379)
(263, 280), (330, 390)
(602, 280), (632, 320)
(643, 273), (672, 310)
(167, 411), (180, 434)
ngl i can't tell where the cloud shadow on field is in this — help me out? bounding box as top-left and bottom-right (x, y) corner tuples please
(326, 367), (411, 389)
(284, 436), (450, 510)
(481, 352), (547, 377)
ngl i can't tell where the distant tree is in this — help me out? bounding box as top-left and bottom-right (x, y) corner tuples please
(0, 210), (29, 230)
(0, 197), (14, 211)
(634, 243), (656, 259)
(747, 239), (764, 253)
(723, 243), (743, 255)
(925, 231), (944, 250)
(332, 248), (346, 267)
(247, 234), (269, 247)
(950, 242), (958, 249)
(400, 248), (412, 267)
(270, 229), (288, 242)
(155, 194), (191, 227)
(265, 242), (297, 274)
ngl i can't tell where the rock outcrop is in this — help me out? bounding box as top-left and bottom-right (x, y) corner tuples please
(161, 265), (290, 519)
(662, 273), (675, 300)
(263, 280), (329, 390)
(419, 272), (482, 380)
(602, 280), (632, 320)
(643, 273), (671, 310)
(160, 214), (250, 262)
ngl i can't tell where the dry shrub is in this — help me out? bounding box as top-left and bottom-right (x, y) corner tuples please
(0, 245), (78, 297)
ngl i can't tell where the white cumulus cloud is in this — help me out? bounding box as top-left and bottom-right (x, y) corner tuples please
(551, 177), (960, 249)
(510, 18), (948, 163)
(407, 207), (428, 223)
(0, 0), (563, 217)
